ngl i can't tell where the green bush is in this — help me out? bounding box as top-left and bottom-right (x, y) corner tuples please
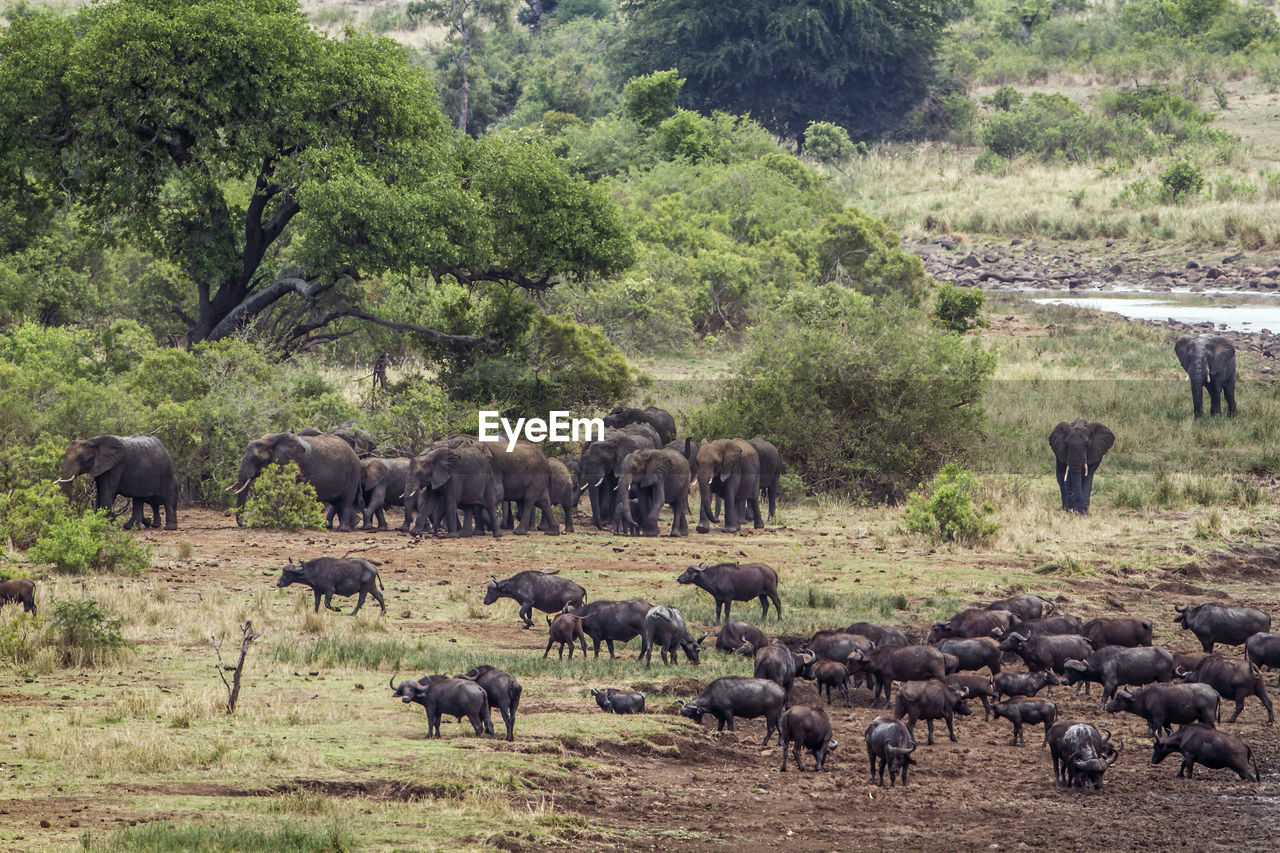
(933, 284), (987, 333)
(1159, 160), (1204, 202)
(804, 121), (855, 163)
(43, 598), (131, 668)
(237, 463), (328, 531)
(0, 484), (71, 550)
(902, 463), (998, 545)
(622, 70), (684, 128)
(28, 510), (150, 575)
(985, 86), (1023, 111)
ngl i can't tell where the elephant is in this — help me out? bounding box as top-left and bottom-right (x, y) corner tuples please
(545, 456), (580, 533)
(297, 422), (375, 456)
(359, 457), (409, 529)
(405, 444), (501, 538)
(616, 448), (692, 536)
(750, 438), (782, 521)
(57, 435), (179, 530)
(603, 406), (677, 444)
(484, 440), (559, 536)
(1175, 334), (1237, 418)
(1048, 419), (1115, 514)
(229, 432), (361, 531)
(580, 430), (660, 529)
(694, 438), (763, 534)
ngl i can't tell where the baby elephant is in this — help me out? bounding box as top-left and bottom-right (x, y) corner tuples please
(992, 698), (1058, 747)
(275, 557), (385, 616)
(592, 688), (645, 714)
(1152, 723), (1259, 782)
(0, 579), (36, 616)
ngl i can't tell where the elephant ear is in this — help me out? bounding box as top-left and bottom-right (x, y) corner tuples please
(272, 434), (307, 465)
(642, 457), (669, 488)
(718, 443), (742, 481)
(1048, 422), (1071, 458)
(1087, 423), (1115, 466)
(1174, 336), (1195, 371)
(614, 451), (635, 479)
(88, 435), (127, 477)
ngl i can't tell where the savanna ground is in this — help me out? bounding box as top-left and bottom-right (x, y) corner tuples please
(5, 295), (1280, 851)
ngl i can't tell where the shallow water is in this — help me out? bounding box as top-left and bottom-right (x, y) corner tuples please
(1028, 291), (1280, 332)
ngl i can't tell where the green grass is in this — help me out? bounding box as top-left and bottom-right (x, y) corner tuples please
(89, 822), (354, 853)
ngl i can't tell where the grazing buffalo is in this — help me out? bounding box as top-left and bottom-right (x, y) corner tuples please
(778, 705), (837, 771)
(679, 677), (786, 744)
(935, 637), (1002, 675)
(1173, 650), (1213, 675)
(847, 645), (948, 707)
(928, 608), (1018, 643)
(845, 621), (909, 647)
(1246, 632), (1280, 684)
(994, 670), (1060, 701)
(1062, 646), (1174, 708)
(717, 620), (768, 655)
(544, 613), (587, 659)
(276, 557), (385, 616)
(484, 569), (586, 629)
(676, 562), (781, 624)
(1047, 721), (1120, 789)
(391, 675), (491, 738)
(461, 666), (522, 741)
(996, 614), (1085, 638)
(893, 679), (972, 745)
(1176, 656), (1274, 724)
(640, 605), (706, 666)
(992, 698), (1058, 746)
(0, 578), (36, 616)
(573, 599), (653, 659)
(1106, 683), (1220, 737)
(807, 659), (853, 707)
(807, 630), (874, 663)
(1152, 723), (1259, 781)
(998, 632), (1093, 677)
(944, 673), (996, 721)
(986, 594), (1053, 622)
(1174, 603), (1271, 653)
(754, 641), (804, 700)
(1082, 617), (1152, 649)
(865, 717), (916, 787)
(592, 688), (645, 714)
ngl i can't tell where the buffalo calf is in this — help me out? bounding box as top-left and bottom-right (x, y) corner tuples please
(992, 698), (1057, 746)
(779, 705), (837, 771)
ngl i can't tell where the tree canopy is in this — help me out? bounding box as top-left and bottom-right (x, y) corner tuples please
(615, 0), (948, 140)
(0, 0), (633, 348)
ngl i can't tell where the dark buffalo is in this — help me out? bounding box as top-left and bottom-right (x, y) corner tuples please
(998, 632), (1092, 677)
(544, 612), (587, 659)
(754, 641), (803, 700)
(994, 670), (1060, 700)
(935, 637), (1002, 675)
(928, 608), (1018, 643)
(0, 578), (36, 616)
(847, 645), (947, 707)
(573, 599), (653, 659)
(1176, 656), (1274, 723)
(1152, 723), (1259, 781)
(485, 569), (586, 629)
(1246, 632), (1280, 685)
(807, 630), (874, 663)
(461, 666), (522, 741)
(391, 675), (491, 738)
(996, 614), (1085, 638)
(717, 620), (768, 655)
(1173, 650), (1213, 675)
(676, 562), (781, 624)
(993, 698), (1058, 746)
(1048, 721), (1120, 789)
(1082, 617), (1153, 649)
(986, 594), (1053, 622)
(778, 705), (837, 772)
(1062, 646), (1174, 708)
(1174, 603), (1271, 653)
(807, 659), (852, 707)
(679, 677), (786, 744)
(893, 679), (972, 745)
(640, 605), (706, 666)
(865, 717), (916, 787)
(592, 687), (645, 714)
(1105, 683), (1220, 737)
(276, 557), (385, 616)
(944, 673), (996, 721)
(846, 621), (909, 647)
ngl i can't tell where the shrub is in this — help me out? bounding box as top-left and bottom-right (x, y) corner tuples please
(902, 463), (998, 546)
(236, 463), (328, 531)
(43, 598), (131, 667)
(0, 484), (71, 550)
(933, 284), (987, 333)
(804, 121), (854, 163)
(0, 610), (39, 665)
(985, 86), (1023, 111)
(1159, 161), (1204, 202)
(28, 511), (150, 575)
(622, 70), (684, 128)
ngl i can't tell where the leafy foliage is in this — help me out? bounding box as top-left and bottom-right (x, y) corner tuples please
(803, 122), (854, 163)
(933, 284), (987, 333)
(622, 69), (684, 127)
(42, 598), (132, 668)
(902, 463), (998, 545)
(1160, 160), (1205, 202)
(28, 510), (150, 575)
(236, 463), (328, 531)
(0, 485), (70, 551)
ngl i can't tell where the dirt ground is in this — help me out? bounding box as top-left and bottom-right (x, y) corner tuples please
(28, 508), (1250, 851)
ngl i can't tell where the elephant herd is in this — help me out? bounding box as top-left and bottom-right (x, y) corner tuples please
(52, 406), (782, 538)
(1047, 333), (1238, 514)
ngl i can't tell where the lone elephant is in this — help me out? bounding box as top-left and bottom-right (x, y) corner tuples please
(57, 435), (179, 530)
(1175, 334), (1237, 418)
(229, 432), (361, 531)
(1048, 419), (1114, 514)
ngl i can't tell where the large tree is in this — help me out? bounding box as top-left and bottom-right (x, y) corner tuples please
(615, 0), (948, 140)
(0, 0), (633, 348)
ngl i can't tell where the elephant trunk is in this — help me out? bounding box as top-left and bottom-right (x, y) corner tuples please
(696, 475), (715, 530)
(618, 472), (636, 526)
(1189, 353), (1207, 418)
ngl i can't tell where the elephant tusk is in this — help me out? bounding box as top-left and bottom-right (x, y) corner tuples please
(1060, 470), (1068, 484)
(228, 481), (250, 494)
(593, 478), (604, 488)
(1083, 463), (1089, 478)
(53, 476), (74, 484)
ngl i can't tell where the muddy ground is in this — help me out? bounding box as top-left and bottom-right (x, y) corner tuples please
(36, 509), (1263, 851)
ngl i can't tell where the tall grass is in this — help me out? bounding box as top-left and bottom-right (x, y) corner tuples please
(90, 821), (353, 853)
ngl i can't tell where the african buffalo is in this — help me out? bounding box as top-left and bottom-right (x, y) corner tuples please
(592, 687), (645, 714)
(754, 641), (804, 700)
(640, 605), (706, 666)
(845, 621), (909, 647)
(391, 674), (491, 738)
(993, 670), (1060, 700)
(461, 665), (522, 741)
(996, 614), (1085, 638)
(992, 698), (1058, 746)
(1174, 603), (1271, 653)
(807, 629), (874, 663)
(928, 608), (1018, 643)
(1047, 721), (1120, 789)
(986, 594), (1053, 622)
(679, 677), (786, 743)
(865, 717), (916, 787)
(807, 659), (852, 707)
(717, 619), (768, 655)
(935, 637), (1002, 675)
(276, 557), (385, 616)
(998, 632), (1093, 677)
(571, 599), (653, 659)
(1246, 632), (1280, 685)
(1062, 646), (1174, 708)
(847, 645), (948, 707)
(1082, 616), (1152, 649)
(544, 612), (587, 659)
(1105, 683), (1220, 737)
(484, 569), (586, 628)
(676, 562), (781, 624)
(1152, 723), (1259, 781)
(778, 705), (837, 771)
(944, 673), (996, 721)
(893, 679), (972, 745)
(1176, 656), (1274, 723)
(0, 578), (36, 616)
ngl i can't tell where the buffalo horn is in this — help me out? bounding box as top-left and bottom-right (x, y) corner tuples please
(675, 699), (686, 706)
(696, 633), (708, 644)
(1174, 603), (1187, 612)
(1174, 666), (1188, 678)
(828, 739), (839, 750)
(887, 743), (915, 755)
(799, 649), (816, 664)
(389, 674), (398, 691)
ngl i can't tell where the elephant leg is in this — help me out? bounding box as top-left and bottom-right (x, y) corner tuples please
(1208, 377), (1223, 415)
(711, 493), (722, 523)
(1055, 460), (1070, 509)
(1224, 376), (1237, 416)
(747, 493), (764, 528)
(561, 503), (574, 533)
(721, 480), (742, 533)
(534, 493), (559, 535)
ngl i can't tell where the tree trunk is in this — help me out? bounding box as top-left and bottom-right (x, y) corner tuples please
(458, 24), (471, 135)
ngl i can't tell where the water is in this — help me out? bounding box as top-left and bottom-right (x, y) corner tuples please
(1028, 291), (1280, 333)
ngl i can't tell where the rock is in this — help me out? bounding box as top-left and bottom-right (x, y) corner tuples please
(1223, 251), (1245, 263)
(1186, 260), (1200, 269)
(1109, 263), (1123, 274)
(958, 253), (981, 268)
(1205, 267), (1224, 279)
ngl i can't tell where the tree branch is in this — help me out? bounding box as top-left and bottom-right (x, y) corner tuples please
(441, 266), (556, 291)
(205, 275), (331, 341)
(286, 307), (497, 349)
